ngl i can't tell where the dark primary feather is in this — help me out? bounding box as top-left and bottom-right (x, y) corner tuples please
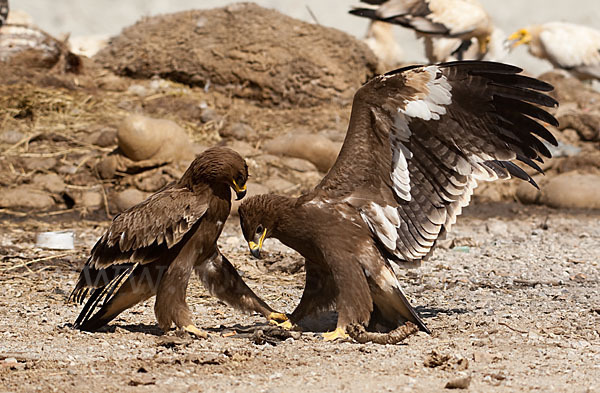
(318, 61), (558, 263)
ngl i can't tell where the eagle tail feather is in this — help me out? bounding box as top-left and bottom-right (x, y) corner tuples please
(392, 285), (431, 334)
(73, 265), (135, 331)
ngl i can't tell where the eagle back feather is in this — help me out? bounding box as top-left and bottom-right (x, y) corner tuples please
(89, 185), (209, 268)
(317, 61), (558, 264)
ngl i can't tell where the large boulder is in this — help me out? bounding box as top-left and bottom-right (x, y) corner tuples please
(94, 3), (378, 108)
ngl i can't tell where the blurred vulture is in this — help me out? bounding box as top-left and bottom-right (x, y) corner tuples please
(350, 0), (496, 62)
(425, 27), (508, 63)
(238, 61), (558, 340)
(510, 22), (600, 80)
(70, 147), (286, 337)
(0, 0), (8, 27)
(364, 21), (405, 70)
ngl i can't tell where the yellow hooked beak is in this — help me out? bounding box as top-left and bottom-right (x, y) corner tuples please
(232, 179), (247, 200)
(248, 228), (267, 259)
(508, 29), (531, 48)
(478, 35), (490, 54)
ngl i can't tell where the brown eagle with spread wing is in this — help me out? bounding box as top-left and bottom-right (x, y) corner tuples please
(239, 61), (558, 340)
(70, 147), (286, 337)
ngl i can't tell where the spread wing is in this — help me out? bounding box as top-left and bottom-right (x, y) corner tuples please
(350, 0), (488, 37)
(316, 61), (558, 263)
(70, 184), (209, 303)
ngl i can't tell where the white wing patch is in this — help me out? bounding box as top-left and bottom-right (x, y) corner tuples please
(389, 66), (452, 202)
(360, 203), (400, 251)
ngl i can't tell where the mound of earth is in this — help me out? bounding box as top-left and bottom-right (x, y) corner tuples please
(94, 2), (378, 108)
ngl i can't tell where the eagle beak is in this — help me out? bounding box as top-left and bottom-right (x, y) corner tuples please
(478, 36), (490, 54)
(249, 241), (261, 258)
(248, 228), (267, 259)
(508, 29), (530, 48)
(232, 179), (247, 200)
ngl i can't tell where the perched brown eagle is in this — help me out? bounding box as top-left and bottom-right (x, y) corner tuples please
(70, 147), (286, 337)
(350, 0), (495, 62)
(239, 61), (558, 340)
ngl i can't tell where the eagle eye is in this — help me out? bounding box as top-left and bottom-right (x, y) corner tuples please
(256, 225), (264, 235)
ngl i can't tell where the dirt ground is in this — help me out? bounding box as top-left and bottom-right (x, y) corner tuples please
(0, 203), (599, 393)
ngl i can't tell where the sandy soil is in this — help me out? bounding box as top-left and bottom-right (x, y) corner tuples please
(1, 203), (599, 393)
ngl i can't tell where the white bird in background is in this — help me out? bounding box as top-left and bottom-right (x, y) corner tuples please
(350, 0), (497, 62)
(509, 22), (600, 80)
(424, 27), (509, 63)
(364, 20), (404, 70)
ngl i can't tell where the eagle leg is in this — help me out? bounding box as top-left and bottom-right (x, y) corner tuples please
(182, 324), (208, 339)
(321, 327), (350, 341)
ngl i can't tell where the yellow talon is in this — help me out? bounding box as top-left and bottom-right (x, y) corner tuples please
(268, 312), (288, 324)
(322, 327), (349, 341)
(183, 324), (208, 339)
(270, 319), (294, 330)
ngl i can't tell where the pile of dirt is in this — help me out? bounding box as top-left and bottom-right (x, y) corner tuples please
(94, 2), (378, 108)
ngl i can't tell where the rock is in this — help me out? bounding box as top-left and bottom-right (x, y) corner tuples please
(117, 114), (196, 163)
(134, 172), (169, 193)
(32, 173), (66, 194)
(558, 111), (600, 141)
(227, 140), (258, 158)
(72, 191), (103, 209)
(221, 122), (254, 140)
(22, 157), (57, 171)
(127, 84), (149, 97)
(0, 130), (24, 144)
(320, 129), (346, 142)
(539, 70), (600, 110)
(230, 182), (269, 216)
(445, 375), (471, 389)
(200, 108), (221, 124)
(554, 152), (600, 174)
(94, 4), (377, 108)
(86, 129), (118, 147)
(539, 172), (600, 209)
(280, 157), (318, 173)
(96, 155), (118, 179)
(97, 73), (129, 92)
(516, 180), (543, 205)
(300, 171), (325, 189)
(0, 187), (55, 209)
(263, 133), (342, 172)
(263, 176), (296, 193)
(253, 154), (282, 166)
(115, 189), (148, 212)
